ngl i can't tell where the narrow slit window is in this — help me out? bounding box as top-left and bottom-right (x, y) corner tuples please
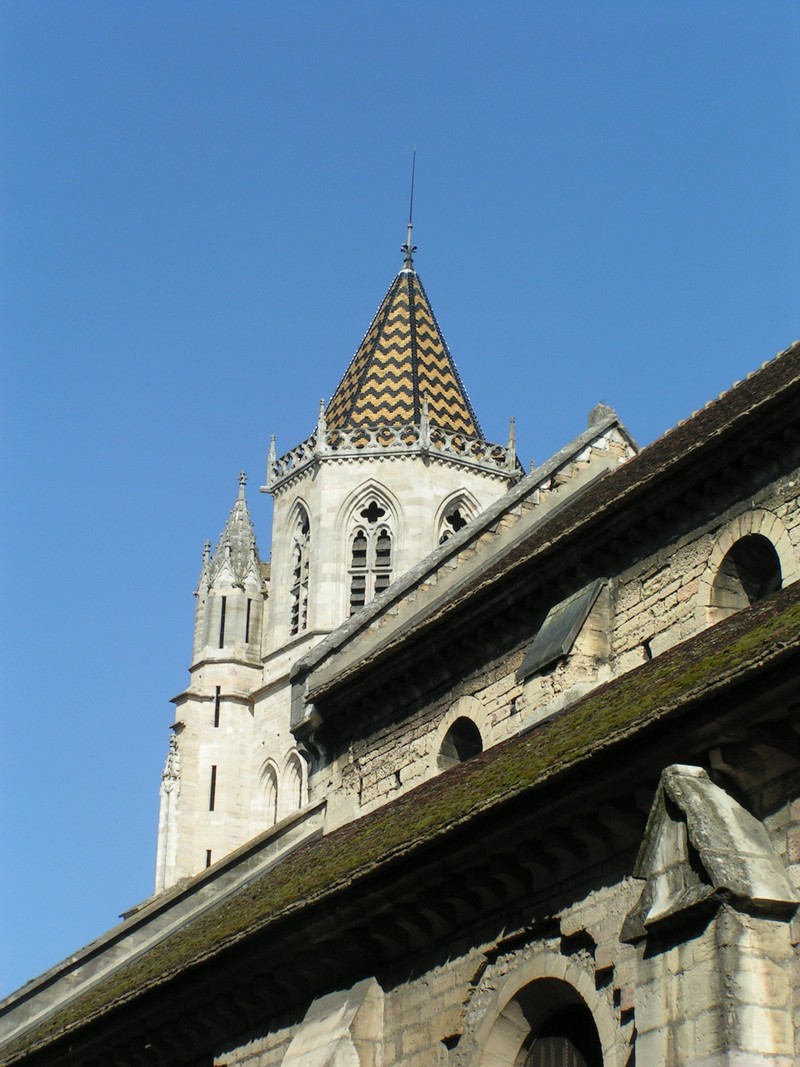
(245, 598), (252, 643)
(205, 849), (212, 868)
(218, 597), (227, 648)
(213, 686), (221, 728)
(209, 765), (217, 811)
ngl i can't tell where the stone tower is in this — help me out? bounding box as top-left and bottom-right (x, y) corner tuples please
(156, 244), (522, 890)
(155, 474), (265, 892)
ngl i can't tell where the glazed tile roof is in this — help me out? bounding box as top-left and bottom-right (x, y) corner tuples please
(325, 269), (483, 437)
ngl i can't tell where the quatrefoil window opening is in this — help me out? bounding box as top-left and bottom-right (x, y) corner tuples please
(439, 503), (470, 544)
(360, 500), (386, 524)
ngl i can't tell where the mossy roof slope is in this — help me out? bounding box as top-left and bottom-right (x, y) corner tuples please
(5, 582), (800, 1063)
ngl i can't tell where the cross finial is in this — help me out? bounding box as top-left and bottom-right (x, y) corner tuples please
(401, 149), (417, 269)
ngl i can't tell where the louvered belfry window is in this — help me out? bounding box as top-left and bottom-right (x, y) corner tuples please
(522, 1002), (602, 1067)
(349, 500), (393, 614)
(290, 509), (310, 635)
(524, 1036), (591, 1067)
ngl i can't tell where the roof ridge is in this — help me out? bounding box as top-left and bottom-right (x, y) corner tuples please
(642, 339), (800, 448)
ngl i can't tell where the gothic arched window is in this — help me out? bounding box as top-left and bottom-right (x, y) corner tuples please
(283, 752), (303, 816)
(438, 495), (477, 545)
(290, 506), (311, 635)
(348, 499), (393, 614)
(254, 763), (278, 831)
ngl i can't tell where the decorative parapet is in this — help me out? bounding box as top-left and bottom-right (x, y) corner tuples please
(264, 420), (522, 491)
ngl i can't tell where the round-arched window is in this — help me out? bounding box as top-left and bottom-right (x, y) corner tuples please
(480, 977), (604, 1067)
(521, 1002), (602, 1067)
(710, 533), (781, 619)
(438, 717), (483, 769)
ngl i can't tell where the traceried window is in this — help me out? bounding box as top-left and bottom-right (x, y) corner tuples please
(349, 499), (393, 614)
(289, 507), (311, 635)
(438, 496), (476, 545)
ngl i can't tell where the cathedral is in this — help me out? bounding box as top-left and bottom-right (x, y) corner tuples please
(2, 235), (800, 1067)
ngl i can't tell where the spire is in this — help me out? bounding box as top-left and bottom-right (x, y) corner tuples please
(325, 269), (483, 438)
(195, 539), (212, 596)
(400, 150), (417, 271)
(506, 416), (517, 473)
(208, 474), (261, 588)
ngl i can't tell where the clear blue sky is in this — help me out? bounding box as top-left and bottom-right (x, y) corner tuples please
(1, 2), (798, 996)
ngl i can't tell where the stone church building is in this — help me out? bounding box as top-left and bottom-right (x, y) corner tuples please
(2, 238), (800, 1067)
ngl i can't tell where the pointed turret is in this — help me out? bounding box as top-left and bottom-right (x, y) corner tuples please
(208, 472), (261, 590)
(192, 540), (212, 659)
(160, 475), (268, 892)
(193, 473), (264, 663)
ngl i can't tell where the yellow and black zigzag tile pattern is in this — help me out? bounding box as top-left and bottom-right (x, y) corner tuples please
(325, 271), (482, 438)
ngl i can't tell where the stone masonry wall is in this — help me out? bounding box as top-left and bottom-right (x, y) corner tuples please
(210, 852), (644, 1067)
(315, 462), (800, 822)
(212, 768), (799, 1066)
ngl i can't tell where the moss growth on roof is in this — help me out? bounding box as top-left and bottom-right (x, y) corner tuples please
(5, 586), (800, 1063)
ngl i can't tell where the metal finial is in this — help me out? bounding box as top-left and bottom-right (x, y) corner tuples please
(401, 149), (417, 269)
(238, 470), (247, 497)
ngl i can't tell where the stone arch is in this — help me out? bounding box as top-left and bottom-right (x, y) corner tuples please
(280, 749), (306, 819)
(464, 952), (618, 1067)
(435, 489), (481, 545)
(431, 695), (490, 772)
(697, 509), (797, 626)
(252, 760), (279, 832)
